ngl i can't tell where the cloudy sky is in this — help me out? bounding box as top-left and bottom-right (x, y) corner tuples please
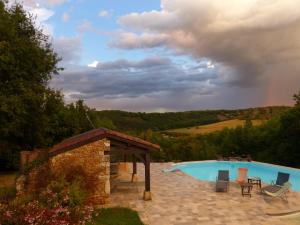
(15, 0), (300, 111)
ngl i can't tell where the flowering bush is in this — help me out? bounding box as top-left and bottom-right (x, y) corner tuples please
(0, 178), (94, 225)
(0, 201), (94, 225)
(39, 177), (86, 208)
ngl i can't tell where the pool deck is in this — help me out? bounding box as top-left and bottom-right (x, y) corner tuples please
(109, 163), (300, 225)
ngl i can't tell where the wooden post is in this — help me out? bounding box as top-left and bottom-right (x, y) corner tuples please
(131, 156), (138, 182)
(143, 152), (151, 200)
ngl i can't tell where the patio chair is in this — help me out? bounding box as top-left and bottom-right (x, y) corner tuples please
(262, 182), (292, 201)
(236, 168), (248, 185)
(261, 172), (290, 196)
(271, 172), (290, 186)
(216, 170), (229, 192)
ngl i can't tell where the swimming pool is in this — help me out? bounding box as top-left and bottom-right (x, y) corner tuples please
(172, 161), (300, 192)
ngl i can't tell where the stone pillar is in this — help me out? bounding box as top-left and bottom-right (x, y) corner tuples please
(20, 151), (31, 172)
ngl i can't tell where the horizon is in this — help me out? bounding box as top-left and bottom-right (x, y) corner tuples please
(11, 0), (300, 112)
(94, 105), (292, 113)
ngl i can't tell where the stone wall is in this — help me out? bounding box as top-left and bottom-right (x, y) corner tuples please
(17, 139), (111, 205)
(19, 149), (47, 172)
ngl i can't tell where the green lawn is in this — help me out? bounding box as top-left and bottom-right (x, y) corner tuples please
(166, 119), (264, 135)
(0, 171), (17, 188)
(0, 171), (17, 202)
(90, 207), (144, 225)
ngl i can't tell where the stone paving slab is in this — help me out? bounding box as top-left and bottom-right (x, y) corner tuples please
(109, 163), (300, 225)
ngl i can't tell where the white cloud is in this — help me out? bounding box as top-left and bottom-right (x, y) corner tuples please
(30, 7), (54, 21)
(116, 0), (300, 90)
(88, 61), (99, 68)
(110, 32), (168, 49)
(61, 12), (70, 22)
(28, 6), (55, 35)
(8, 0), (57, 35)
(9, 0), (67, 7)
(98, 10), (110, 17)
(77, 20), (92, 33)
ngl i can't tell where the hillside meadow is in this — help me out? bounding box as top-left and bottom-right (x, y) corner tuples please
(165, 119), (264, 135)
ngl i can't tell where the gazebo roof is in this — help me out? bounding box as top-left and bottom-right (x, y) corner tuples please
(49, 128), (160, 156)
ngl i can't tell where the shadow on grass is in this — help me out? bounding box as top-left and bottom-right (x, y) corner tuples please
(90, 207), (144, 225)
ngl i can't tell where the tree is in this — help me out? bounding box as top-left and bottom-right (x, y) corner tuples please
(0, 1), (61, 169)
(293, 91), (300, 106)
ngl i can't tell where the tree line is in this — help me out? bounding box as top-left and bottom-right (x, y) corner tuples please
(143, 96), (300, 168)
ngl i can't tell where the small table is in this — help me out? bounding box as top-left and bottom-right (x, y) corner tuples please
(240, 183), (253, 197)
(248, 177), (262, 189)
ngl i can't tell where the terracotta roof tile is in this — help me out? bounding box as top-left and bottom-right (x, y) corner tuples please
(49, 128), (160, 156)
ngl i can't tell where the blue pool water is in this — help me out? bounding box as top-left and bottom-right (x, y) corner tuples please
(172, 161), (300, 192)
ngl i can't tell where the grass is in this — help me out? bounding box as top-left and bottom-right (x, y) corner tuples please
(166, 119), (264, 135)
(90, 207), (144, 225)
(0, 171), (17, 202)
(0, 171), (17, 188)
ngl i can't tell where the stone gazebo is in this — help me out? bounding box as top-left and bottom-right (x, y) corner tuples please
(18, 128), (160, 204)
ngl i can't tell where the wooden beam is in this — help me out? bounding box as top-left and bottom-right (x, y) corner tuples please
(110, 140), (149, 154)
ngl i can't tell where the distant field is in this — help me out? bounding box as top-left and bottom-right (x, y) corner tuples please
(166, 119), (264, 135)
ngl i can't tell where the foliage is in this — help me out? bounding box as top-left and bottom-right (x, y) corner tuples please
(147, 103), (300, 168)
(39, 177), (86, 208)
(22, 155), (49, 175)
(293, 91), (300, 106)
(0, 200), (94, 225)
(0, 0), (58, 170)
(0, 172), (17, 203)
(95, 106), (288, 132)
(89, 207), (144, 225)
(0, 186), (16, 203)
(0, 177), (93, 225)
(0, 1), (114, 170)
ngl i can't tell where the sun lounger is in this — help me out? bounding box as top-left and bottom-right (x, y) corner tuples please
(262, 182), (292, 200)
(216, 170), (229, 192)
(236, 168), (248, 184)
(271, 172), (290, 186)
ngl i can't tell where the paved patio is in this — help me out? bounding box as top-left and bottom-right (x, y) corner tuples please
(108, 163), (300, 225)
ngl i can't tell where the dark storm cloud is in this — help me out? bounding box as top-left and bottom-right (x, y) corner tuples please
(95, 57), (172, 70)
(51, 57), (218, 102)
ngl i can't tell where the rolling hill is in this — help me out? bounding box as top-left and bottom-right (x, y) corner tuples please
(94, 106), (289, 132)
(165, 119), (264, 135)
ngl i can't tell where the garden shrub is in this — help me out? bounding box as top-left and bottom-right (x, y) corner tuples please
(0, 175), (93, 225)
(0, 200), (93, 225)
(0, 186), (16, 203)
(11, 195), (33, 207)
(39, 177), (86, 209)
